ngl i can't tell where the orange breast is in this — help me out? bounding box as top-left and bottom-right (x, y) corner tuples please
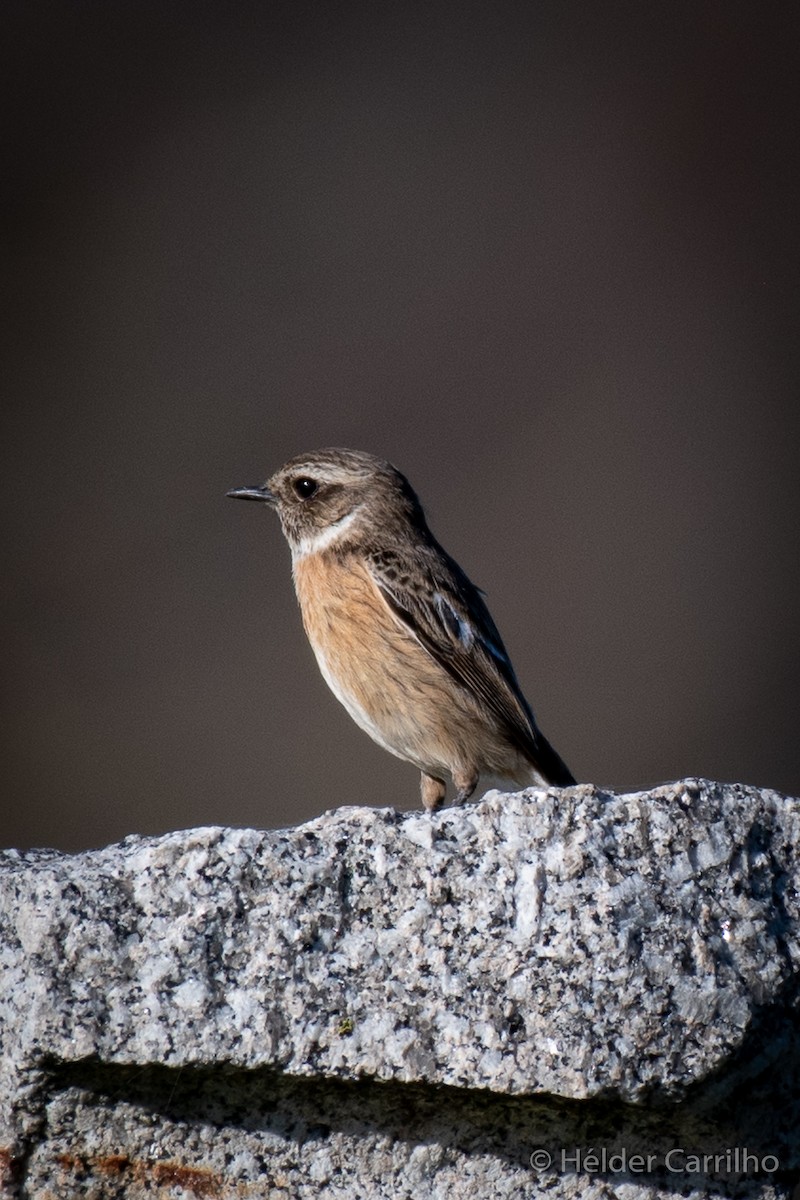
(291, 550), (530, 783)
(293, 550), (400, 670)
(292, 551), (464, 773)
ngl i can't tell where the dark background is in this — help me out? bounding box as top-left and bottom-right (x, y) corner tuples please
(3, 2), (798, 852)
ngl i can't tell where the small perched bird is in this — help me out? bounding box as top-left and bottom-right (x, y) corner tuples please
(228, 448), (574, 810)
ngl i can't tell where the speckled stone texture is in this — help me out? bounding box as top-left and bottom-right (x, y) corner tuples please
(1, 779), (798, 1199)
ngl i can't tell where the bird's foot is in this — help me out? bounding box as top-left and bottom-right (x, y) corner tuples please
(420, 773), (446, 812)
(452, 770), (479, 806)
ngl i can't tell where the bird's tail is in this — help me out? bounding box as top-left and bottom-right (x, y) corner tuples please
(533, 730), (576, 786)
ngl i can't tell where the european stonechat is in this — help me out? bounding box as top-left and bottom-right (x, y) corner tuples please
(228, 448), (574, 810)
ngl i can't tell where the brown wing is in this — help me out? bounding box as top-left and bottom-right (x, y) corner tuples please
(364, 545), (545, 765)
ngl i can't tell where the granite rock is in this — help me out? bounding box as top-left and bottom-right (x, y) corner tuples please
(0, 778), (798, 1198)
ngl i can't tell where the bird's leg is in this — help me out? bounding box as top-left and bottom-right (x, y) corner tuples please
(420, 772), (446, 812)
(452, 768), (479, 806)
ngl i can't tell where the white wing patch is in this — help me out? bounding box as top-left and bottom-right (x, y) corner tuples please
(433, 591), (475, 648)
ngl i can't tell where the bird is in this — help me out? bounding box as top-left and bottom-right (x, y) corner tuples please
(227, 448), (575, 810)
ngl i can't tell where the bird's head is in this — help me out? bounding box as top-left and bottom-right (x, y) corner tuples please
(227, 447), (426, 558)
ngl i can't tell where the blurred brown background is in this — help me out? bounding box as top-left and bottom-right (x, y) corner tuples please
(3, 2), (798, 852)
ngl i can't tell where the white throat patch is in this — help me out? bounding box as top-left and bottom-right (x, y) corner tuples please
(291, 505), (363, 562)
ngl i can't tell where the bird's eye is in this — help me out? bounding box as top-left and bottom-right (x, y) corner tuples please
(293, 477), (318, 500)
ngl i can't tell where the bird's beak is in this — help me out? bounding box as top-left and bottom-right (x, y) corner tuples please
(226, 484), (276, 504)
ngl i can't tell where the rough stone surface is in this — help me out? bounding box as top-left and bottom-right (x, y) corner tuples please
(1, 778), (798, 1198)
